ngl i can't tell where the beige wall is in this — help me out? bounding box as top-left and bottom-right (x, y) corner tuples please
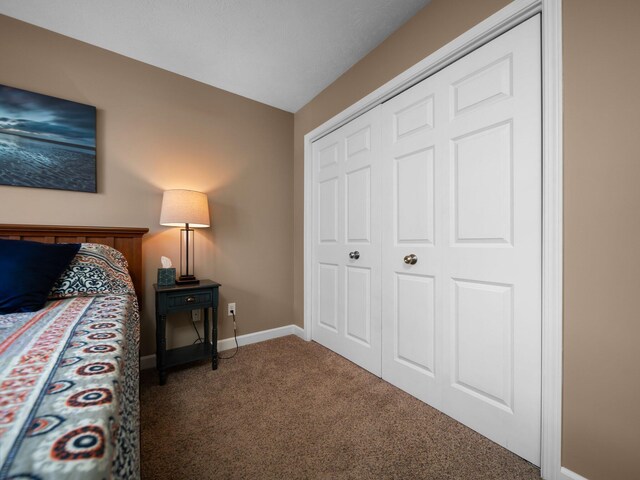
(294, 0), (640, 479)
(563, 1), (640, 479)
(0, 15), (294, 357)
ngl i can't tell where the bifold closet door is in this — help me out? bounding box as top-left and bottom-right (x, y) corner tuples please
(380, 16), (541, 465)
(311, 107), (382, 376)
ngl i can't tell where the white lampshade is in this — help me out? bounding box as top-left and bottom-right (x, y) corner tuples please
(160, 189), (210, 228)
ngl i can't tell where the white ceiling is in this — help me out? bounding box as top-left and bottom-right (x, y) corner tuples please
(0, 0), (430, 112)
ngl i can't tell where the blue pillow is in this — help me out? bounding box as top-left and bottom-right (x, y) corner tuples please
(0, 239), (80, 314)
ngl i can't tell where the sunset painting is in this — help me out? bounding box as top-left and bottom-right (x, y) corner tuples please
(0, 84), (96, 193)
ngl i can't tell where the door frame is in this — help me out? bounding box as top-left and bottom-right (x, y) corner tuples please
(302, 0), (563, 479)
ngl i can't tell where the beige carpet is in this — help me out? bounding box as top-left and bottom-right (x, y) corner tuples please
(140, 335), (541, 479)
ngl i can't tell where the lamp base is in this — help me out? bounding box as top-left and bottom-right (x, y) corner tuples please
(175, 275), (200, 285)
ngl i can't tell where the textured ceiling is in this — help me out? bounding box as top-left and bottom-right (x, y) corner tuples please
(0, 0), (430, 112)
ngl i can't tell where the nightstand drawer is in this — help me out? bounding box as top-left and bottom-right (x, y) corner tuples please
(166, 291), (212, 309)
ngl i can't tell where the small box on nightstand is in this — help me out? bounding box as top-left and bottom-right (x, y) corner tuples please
(157, 268), (176, 286)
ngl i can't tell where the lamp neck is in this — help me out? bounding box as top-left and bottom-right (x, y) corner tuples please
(184, 223), (190, 276)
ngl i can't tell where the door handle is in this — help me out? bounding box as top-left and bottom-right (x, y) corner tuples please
(349, 251), (360, 260)
(403, 254), (418, 265)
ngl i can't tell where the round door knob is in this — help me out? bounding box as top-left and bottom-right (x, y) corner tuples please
(403, 254), (418, 265)
(349, 251), (360, 260)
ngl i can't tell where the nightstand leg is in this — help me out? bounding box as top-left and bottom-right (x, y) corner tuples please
(212, 307), (218, 370)
(156, 313), (167, 385)
(204, 307), (210, 345)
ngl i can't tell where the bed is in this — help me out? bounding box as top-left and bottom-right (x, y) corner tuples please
(0, 225), (148, 480)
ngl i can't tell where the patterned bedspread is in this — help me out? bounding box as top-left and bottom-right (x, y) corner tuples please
(0, 294), (140, 479)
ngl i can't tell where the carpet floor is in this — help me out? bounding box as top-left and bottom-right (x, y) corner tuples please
(140, 335), (541, 479)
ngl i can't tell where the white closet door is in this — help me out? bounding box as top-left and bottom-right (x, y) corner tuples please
(312, 106), (382, 375)
(380, 72), (444, 410)
(381, 16), (541, 464)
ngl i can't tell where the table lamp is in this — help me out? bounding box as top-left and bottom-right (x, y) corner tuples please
(160, 189), (210, 284)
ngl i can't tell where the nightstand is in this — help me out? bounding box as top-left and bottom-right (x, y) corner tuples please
(154, 279), (221, 385)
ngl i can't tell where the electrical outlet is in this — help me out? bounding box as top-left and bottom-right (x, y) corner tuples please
(228, 303), (236, 316)
(191, 310), (201, 322)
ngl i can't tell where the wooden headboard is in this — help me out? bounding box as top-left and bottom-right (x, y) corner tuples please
(0, 224), (149, 299)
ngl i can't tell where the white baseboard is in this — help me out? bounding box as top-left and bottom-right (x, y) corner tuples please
(559, 467), (589, 480)
(291, 324), (306, 339)
(139, 324), (306, 370)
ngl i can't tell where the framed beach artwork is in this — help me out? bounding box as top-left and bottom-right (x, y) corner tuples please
(0, 84), (96, 193)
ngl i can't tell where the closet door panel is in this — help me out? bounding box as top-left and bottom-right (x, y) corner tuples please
(318, 178), (339, 243)
(381, 15), (541, 465)
(381, 74), (444, 408)
(452, 122), (513, 244)
(395, 147), (435, 244)
(395, 273), (436, 374)
(312, 106), (382, 376)
(317, 263), (339, 332)
(438, 16), (541, 465)
(345, 167), (371, 243)
(451, 279), (514, 409)
(345, 266), (372, 345)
